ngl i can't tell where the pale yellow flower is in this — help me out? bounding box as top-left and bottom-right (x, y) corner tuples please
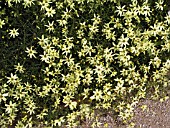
(25, 46), (37, 58)
(45, 7), (56, 17)
(9, 28), (19, 38)
(0, 19), (5, 28)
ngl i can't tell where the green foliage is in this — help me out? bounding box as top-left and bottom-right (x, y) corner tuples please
(0, 0), (170, 127)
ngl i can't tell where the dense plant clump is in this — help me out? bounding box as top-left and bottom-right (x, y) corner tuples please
(0, 0), (170, 127)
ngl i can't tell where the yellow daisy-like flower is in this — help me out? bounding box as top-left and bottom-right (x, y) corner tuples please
(45, 21), (54, 33)
(0, 19), (5, 28)
(9, 28), (19, 38)
(25, 46), (37, 59)
(14, 63), (25, 73)
(45, 7), (56, 17)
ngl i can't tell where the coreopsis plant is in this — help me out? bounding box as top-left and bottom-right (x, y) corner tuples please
(0, 0), (170, 127)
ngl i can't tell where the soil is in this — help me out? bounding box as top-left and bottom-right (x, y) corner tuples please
(131, 99), (170, 128)
(80, 98), (170, 128)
